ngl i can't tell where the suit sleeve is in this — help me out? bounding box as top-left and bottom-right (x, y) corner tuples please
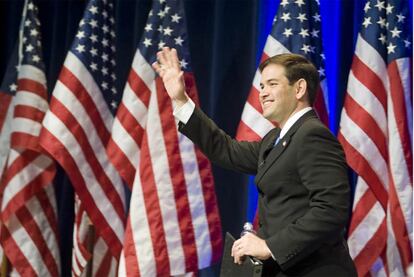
(178, 107), (260, 175)
(265, 124), (350, 270)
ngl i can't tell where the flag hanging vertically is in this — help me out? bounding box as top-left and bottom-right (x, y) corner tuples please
(0, 0), (60, 275)
(39, 0), (125, 275)
(338, 0), (412, 276)
(236, 0), (328, 142)
(107, 0), (222, 275)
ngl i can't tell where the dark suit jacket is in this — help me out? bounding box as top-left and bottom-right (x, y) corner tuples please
(178, 107), (357, 276)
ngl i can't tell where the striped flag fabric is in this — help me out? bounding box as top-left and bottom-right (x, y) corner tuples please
(39, 0), (126, 274)
(0, 0), (60, 275)
(236, 0), (329, 142)
(338, 0), (412, 276)
(71, 198), (118, 276)
(107, 0), (222, 275)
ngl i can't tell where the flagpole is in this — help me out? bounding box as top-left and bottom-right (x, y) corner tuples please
(85, 221), (95, 277)
(1, 253), (9, 276)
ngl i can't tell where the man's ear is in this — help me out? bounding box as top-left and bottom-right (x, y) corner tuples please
(295, 78), (307, 100)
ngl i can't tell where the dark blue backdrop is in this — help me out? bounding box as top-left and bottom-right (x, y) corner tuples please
(0, 0), (412, 275)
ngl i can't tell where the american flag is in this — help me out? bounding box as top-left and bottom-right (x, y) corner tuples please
(236, 0), (329, 142)
(338, 0), (412, 276)
(0, 0), (60, 275)
(107, 0), (222, 275)
(39, 0), (125, 275)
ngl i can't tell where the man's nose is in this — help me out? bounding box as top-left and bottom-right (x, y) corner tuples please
(259, 87), (269, 98)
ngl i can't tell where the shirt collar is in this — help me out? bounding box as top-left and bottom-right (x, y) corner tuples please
(279, 107), (313, 139)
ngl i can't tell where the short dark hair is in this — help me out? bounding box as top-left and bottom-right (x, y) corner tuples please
(259, 53), (320, 106)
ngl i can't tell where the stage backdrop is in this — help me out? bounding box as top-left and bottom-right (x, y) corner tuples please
(0, 0), (412, 276)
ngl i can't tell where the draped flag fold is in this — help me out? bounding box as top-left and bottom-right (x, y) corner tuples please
(0, 0), (60, 275)
(107, 1), (222, 276)
(338, 0), (412, 276)
(39, 0), (125, 275)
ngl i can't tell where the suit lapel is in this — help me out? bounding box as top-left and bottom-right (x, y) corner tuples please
(255, 110), (318, 184)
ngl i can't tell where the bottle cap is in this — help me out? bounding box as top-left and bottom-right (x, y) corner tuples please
(243, 222), (253, 231)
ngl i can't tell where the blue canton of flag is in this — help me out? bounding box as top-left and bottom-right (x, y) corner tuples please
(71, 0), (119, 114)
(20, 1), (46, 72)
(0, 47), (19, 96)
(139, 0), (191, 72)
(272, 0), (326, 82)
(360, 0), (412, 62)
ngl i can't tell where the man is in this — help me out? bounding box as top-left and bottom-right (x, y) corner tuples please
(153, 47), (357, 276)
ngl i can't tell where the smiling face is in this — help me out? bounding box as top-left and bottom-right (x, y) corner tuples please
(259, 63), (299, 127)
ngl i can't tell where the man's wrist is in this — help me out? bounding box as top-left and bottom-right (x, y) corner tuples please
(173, 97), (195, 124)
(174, 93), (189, 108)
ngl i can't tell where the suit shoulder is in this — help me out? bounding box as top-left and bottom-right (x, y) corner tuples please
(297, 118), (337, 141)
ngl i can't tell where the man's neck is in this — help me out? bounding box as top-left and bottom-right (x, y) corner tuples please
(279, 106), (312, 138)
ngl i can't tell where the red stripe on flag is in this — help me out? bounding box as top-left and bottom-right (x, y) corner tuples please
(107, 101), (145, 188)
(59, 67), (110, 144)
(115, 102), (145, 147)
(338, 132), (388, 208)
(259, 53), (270, 64)
(0, 149), (38, 193)
(139, 136), (171, 276)
(49, 98), (125, 219)
(388, 61), (413, 181)
(235, 121), (262, 142)
(107, 137), (136, 189)
(388, 175), (412, 270)
(36, 189), (59, 240)
(128, 69), (151, 108)
(0, 92), (12, 132)
(156, 77), (198, 272)
(0, 224), (37, 276)
(15, 206), (60, 276)
(17, 78), (47, 99)
(2, 162), (55, 221)
(352, 56), (387, 110)
(95, 249), (114, 276)
(13, 105), (45, 124)
(246, 87), (262, 115)
(123, 219), (140, 276)
(11, 133), (42, 153)
(352, 219), (386, 277)
(343, 95), (387, 160)
(186, 75), (223, 263)
(348, 189), (377, 234)
(39, 128), (123, 257)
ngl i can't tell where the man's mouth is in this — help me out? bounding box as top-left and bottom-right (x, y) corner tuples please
(262, 100), (273, 107)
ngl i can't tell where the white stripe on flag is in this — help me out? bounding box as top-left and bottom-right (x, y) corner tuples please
(64, 52), (113, 131)
(146, 88), (185, 274)
(17, 65), (46, 86)
(52, 80), (125, 205)
(347, 71), (387, 133)
(354, 35), (389, 91)
(42, 111), (125, 241)
(263, 35), (290, 57)
(131, 172), (156, 277)
(177, 131), (212, 268)
(339, 109), (389, 187)
(348, 179), (385, 259)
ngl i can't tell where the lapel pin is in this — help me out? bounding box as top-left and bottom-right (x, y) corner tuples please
(282, 141), (287, 147)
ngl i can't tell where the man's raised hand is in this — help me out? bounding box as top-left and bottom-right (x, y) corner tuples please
(152, 47), (189, 107)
